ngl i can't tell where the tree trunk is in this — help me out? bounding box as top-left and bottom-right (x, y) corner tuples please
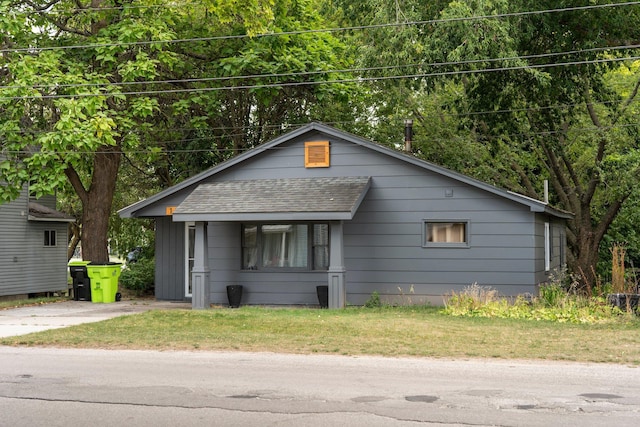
(80, 146), (121, 263)
(572, 230), (599, 293)
(67, 222), (81, 261)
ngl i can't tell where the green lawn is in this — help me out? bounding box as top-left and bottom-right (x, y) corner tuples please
(2, 306), (639, 364)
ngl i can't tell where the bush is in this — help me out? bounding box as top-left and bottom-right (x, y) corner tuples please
(119, 257), (155, 296)
(364, 291), (382, 308)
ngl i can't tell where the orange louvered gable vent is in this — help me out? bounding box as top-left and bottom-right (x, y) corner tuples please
(305, 141), (330, 168)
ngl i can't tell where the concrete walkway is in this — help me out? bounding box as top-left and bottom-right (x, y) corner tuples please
(0, 299), (191, 338)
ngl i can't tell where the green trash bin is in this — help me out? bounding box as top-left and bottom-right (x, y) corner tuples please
(86, 263), (122, 303)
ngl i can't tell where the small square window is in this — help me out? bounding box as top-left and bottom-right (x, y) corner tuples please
(44, 230), (57, 247)
(424, 221), (468, 246)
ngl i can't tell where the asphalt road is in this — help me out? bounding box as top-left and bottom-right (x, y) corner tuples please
(1, 347), (638, 426)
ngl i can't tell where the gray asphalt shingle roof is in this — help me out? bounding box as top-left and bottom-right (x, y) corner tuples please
(28, 202), (75, 222)
(172, 176), (371, 221)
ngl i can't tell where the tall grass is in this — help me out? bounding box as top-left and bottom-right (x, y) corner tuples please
(611, 243), (628, 293)
(443, 280), (627, 324)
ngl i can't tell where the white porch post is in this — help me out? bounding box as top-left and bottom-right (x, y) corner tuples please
(191, 221), (210, 310)
(328, 220), (346, 308)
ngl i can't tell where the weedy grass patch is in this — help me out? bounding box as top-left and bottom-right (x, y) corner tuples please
(443, 282), (636, 323)
(0, 297), (67, 311)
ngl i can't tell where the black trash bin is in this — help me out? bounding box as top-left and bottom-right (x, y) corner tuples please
(69, 263), (92, 301)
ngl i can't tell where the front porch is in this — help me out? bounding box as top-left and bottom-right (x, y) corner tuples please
(188, 220), (347, 309)
(168, 177), (370, 310)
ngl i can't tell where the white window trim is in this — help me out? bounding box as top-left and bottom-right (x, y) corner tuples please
(544, 222), (551, 272)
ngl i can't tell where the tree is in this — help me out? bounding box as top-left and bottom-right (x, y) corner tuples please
(331, 0), (640, 291)
(428, 1), (640, 290)
(148, 0), (359, 188)
(1, 0), (356, 262)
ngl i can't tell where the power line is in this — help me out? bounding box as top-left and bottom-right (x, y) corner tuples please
(2, 53), (639, 101)
(2, 1), (639, 54)
(2, 43), (639, 92)
(0, 93), (635, 140)
(11, 2), (173, 14)
(3, 119), (640, 156)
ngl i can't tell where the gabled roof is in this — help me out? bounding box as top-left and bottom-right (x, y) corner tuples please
(119, 122), (572, 220)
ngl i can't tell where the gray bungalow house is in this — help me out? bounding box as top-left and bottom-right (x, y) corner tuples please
(119, 122), (571, 309)
(0, 188), (75, 299)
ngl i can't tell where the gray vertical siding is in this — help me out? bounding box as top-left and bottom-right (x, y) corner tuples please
(150, 130), (566, 305)
(154, 216), (186, 300)
(0, 189), (69, 297)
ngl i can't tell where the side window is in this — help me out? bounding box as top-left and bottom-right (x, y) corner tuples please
(44, 230), (57, 247)
(544, 222), (551, 272)
(423, 221), (468, 247)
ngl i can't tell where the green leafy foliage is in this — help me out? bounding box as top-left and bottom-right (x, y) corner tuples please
(443, 283), (628, 324)
(1, 0), (358, 262)
(364, 291), (382, 308)
(333, 0), (640, 290)
(119, 258), (155, 296)
(538, 282), (566, 308)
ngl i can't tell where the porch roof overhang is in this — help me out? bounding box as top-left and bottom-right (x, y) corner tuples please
(27, 202), (76, 223)
(172, 176), (371, 222)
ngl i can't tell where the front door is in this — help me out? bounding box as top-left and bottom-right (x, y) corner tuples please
(185, 222), (195, 298)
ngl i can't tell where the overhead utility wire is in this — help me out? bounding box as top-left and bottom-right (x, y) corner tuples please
(2, 92), (635, 140)
(3, 54), (639, 101)
(2, 1), (639, 54)
(2, 42), (639, 92)
(9, 0), (640, 17)
(6, 119), (640, 156)
(5, 90), (637, 147)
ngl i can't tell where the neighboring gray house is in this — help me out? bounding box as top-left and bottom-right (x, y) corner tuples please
(119, 122), (571, 309)
(0, 187), (75, 299)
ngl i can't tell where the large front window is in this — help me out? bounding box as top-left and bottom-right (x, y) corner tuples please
(242, 223), (329, 270)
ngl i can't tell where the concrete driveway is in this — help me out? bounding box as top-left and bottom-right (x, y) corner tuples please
(0, 299), (191, 338)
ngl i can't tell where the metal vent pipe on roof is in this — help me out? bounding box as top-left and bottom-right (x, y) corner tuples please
(404, 119), (413, 153)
